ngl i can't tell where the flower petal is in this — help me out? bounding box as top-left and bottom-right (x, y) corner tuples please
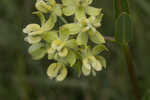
(41, 13), (57, 31)
(35, 0), (52, 13)
(86, 6), (101, 16)
(56, 66), (68, 81)
(88, 30), (105, 44)
(63, 6), (75, 16)
(23, 24), (41, 34)
(82, 65), (91, 76)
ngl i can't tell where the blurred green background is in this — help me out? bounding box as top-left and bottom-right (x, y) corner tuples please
(0, 0), (150, 100)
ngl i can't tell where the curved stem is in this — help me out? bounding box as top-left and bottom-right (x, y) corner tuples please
(123, 43), (141, 100)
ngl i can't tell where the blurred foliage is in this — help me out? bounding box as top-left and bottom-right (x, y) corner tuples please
(0, 0), (150, 100)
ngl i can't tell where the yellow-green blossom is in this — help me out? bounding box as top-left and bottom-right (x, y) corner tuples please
(82, 56), (102, 76)
(23, 13), (56, 44)
(36, 0), (62, 16)
(62, 0), (101, 21)
(47, 63), (68, 81)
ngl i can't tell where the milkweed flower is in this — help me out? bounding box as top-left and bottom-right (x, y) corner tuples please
(23, 0), (107, 81)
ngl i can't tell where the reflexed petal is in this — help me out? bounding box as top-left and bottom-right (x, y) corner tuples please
(90, 56), (102, 71)
(92, 44), (108, 55)
(92, 60), (102, 71)
(65, 51), (76, 66)
(62, 0), (74, 6)
(32, 11), (46, 26)
(76, 32), (88, 45)
(88, 30), (105, 44)
(51, 40), (62, 49)
(48, 0), (56, 6)
(56, 66), (68, 81)
(58, 48), (68, 57)
(96, 56), (106, 68)
(86, 6), (101, 16)
(48, 48), (55, 54)
(23, 24), (41, 34)
(63, 23), (81, 35)
(41, 13), (57, 31)
(35, 0), (52, 13)
(28, 43), (43, 54)
(83, 58), (91, 70)
(42, 31), (58, 43)
(63, 6), (75, 16)
(28, 43), (46, 60)
(24, 36), (41, 44)
(86, 0), (93, 4)
(93, 13), (103, 27)
(88, 16), (96, 24)
(59, 27), (70, 41)
(75, 6), (86, 21)
(31, 48), (46, 60)
(47, 63), (57, 79)
(82, 65), (91, 76)
(65, 39), (78, 49)
(47, 63), (62, 79)
(92, 70), (96, 76)
(53, 4), (62, 16)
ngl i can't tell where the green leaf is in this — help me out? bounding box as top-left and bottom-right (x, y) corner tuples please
(63, 6), (75, 16)
(86, 6), (101, 16)
(35, 0), (52, 13)
(42, 31), (58, 43)
(76, 32), (88, 45)
(32, 11), (46, 25)
(65, 51), (76, 66)
(114, 0), (129, 19)
(115, 13), (132, 43)
(63, 23), (81, 35)
(88, 30), (105, 44)
(41, 13), (57, 31)
(96, 56), (106, 68)
(92, 44), (108, 55)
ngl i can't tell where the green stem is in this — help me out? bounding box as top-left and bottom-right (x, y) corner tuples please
(58, 16), (68, 24)
(122, 43), (141, 100)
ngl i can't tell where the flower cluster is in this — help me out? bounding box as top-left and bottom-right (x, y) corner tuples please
(23, 0), (108, 81)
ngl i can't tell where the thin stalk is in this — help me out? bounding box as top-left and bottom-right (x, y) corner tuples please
(123, 43), (141, 100)
(114, 0), (142, 99)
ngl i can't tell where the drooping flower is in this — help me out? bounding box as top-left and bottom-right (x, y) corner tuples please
(82, 56), (102, 76)
(81, 45), (108, 76)
(47, 63), (68, 81)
